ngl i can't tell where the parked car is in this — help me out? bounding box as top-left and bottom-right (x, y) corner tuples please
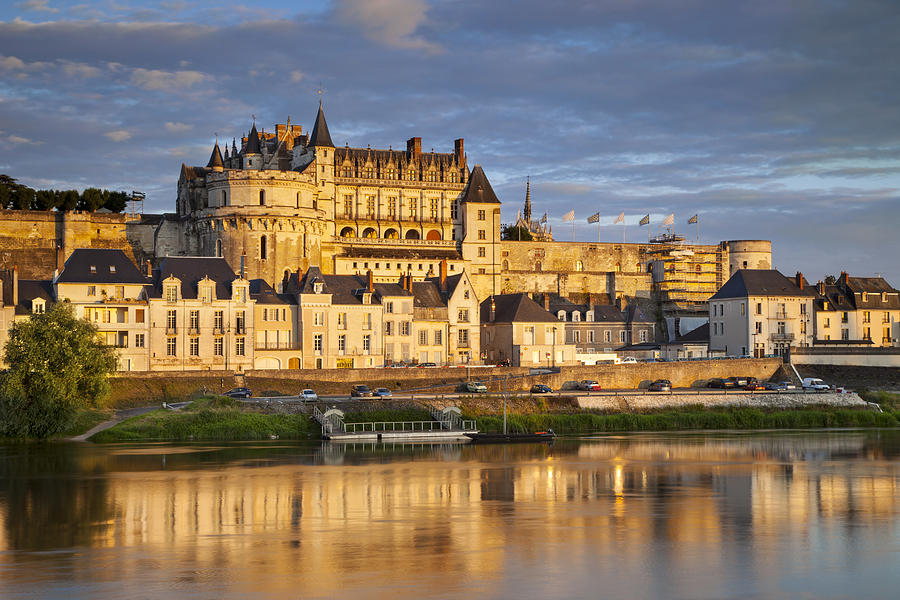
(765, 381), (789, 391)
(620, 357), (638, 364)
(530, 384), (553, 394)
(299, 389), (318, 402)
(350, 384), (374, 397)
(728, 376), (749, 387)
(778, 381), (797, 390)
(417, 362), (437, 368)
(223, 387), (252, 399)
(802, 378), (830, 391)
(579, 380), (602, 391)
(385, 362), (408, 368)
(374, 387), (392, 397)
(466, 381), (488, 393)
(707, 378), (729, 388)
(744, 378), (766, 391)
(648, 379), (672, 392)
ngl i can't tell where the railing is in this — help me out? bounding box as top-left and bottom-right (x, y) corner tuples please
(333, 236), (456, 248)
(770, 332), (795, 341)
(312, 406), (345, 435)
(342, 420), (475, 433)
(254, 341), (300, 350)
(771, 311), (788, 319)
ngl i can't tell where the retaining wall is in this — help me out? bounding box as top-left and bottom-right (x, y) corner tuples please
(577, 391), (867, 411)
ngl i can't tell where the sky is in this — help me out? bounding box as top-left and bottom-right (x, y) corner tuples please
(1, 0), (898, 284)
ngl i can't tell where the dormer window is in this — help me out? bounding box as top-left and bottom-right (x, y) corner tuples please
(586, 310), (595, 322)
(572, 312), (581, 322)
(109, 265), (116, 274)
(313, 281), (324, 294)
(862, 292), (868, 302)
(90, 265), (96, 274)
(557, 310), (566, 321)
(32, 299), (45, 314)
(165, 285), (178, 302)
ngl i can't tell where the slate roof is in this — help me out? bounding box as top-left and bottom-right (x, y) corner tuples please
(412, 281), (444, 308)
(154, 256), (237, 299)
(57, 249), (147, 284)
(461, 165), (500, 204)
(15, 279), (54, 316)
(672, 323), (709, 343)
(180, 164), (209, 180)
(249, 279), (296, 305)
(542, 293), (652, 324)
(295, 267), (406, 304)
(480, 293), (558, 324)
(207, 142), (224, 169)
(710, 269), (815, 300)
(308, 104), (334, 147)
(245, 123), (261, 154)
(844, 276), (900, 309)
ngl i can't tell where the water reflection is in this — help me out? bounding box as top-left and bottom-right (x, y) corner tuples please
(0, 431), (898, 599)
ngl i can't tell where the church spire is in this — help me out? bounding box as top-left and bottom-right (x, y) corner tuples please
(523, 176), (532, 223)
(207, 141), (224, 171)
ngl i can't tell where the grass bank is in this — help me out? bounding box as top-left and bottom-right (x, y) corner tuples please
(858, 390), (900, 411)
(468, 406), (900, 434)
(90, 396), (319, 442)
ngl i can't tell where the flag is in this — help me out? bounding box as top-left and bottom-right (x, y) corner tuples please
(639, 214), (650, 226)
(587, 212), (600, 224)
(540, 212), (547, 224)
(562, 210), (575, 222)
(688, 214), (698, 224)
(663, 213), (674, 226)
(614, 211), (625, 224)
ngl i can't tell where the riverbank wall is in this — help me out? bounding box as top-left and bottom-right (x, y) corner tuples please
(575, 391), (868, 411)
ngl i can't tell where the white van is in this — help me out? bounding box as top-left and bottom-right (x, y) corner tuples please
(801, 378), (830, 391)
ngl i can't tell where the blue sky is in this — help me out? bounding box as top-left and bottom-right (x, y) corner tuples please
(1, 0), (899, 284)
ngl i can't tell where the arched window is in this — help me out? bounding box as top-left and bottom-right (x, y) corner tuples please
(615, 262), (621, 272)
(535, 261), (542, 272)
(260, 235), (267, 260)
(340, 227), (356, 237)
(215, 239), (223, 258)
(557, 311), (566, 321)
(408, 169), (416, 180)
(695, 264), (702, 273)
(636, 263), (642, 272)
(575, 260), (584, 272)
(405, 229), (420, 239)
(572, 312), (581, 322)
(259, 190), (265, 206)
(502, 260), (509, 271)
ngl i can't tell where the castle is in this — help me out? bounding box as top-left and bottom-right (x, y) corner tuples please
(0, 103), (772, 337)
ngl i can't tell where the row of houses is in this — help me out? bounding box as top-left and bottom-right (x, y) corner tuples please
(0, 249), (656, 371)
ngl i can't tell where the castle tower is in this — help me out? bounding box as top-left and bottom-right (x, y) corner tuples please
(523, 177), (532, 224)
(207, 141), (224, 173)
(243, 123), (261, 170)
(308, 102), (335, 215)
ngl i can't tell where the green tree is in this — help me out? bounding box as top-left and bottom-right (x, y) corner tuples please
(501, 224), (533, 241)
(0, 303), (117, 439)
(78, 188), (105, 212)
(32, 189), (57, 211)
(103, 190), (129, 213)
(57, 189), (80, 212)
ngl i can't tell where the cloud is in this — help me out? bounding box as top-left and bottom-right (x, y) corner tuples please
(61, 61), (101, 78)
(0, 55), (26, 70)
(290, 70), (304, 83)
(15, 0), (58, 13)
(130, 68), (208, 90)
(104, 130), (132, 142)
(165, 121), (193, 133)
(8, 135), (44, 145)
(336, 0), (441, 53)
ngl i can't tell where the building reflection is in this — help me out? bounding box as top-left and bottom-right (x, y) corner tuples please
(0, 432), (897, 598)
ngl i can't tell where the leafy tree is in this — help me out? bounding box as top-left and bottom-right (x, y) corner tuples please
(78, 188), (105, 212)
(501, 224), (533, 241)
(824, 275), (837, 285)
(57, 189), (80, 212)
(104, 190), (129, 213)
(0, 303), (117, 439)
(33, 189), (57, 211)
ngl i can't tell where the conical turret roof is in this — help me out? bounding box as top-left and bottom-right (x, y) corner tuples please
(461, 165), (500, 204)
(207, 141), (224, 169)
(245, 123), (261, 154)
(308, 103), (334, 147)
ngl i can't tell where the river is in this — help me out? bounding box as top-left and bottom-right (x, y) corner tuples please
(1, 430), (898, 599)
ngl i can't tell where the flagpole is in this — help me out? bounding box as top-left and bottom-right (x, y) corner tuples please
(598, 211), (602, 243)
(623, 219), (626, 244)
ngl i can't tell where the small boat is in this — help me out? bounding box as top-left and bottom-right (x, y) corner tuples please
(465, 430), (556, 444)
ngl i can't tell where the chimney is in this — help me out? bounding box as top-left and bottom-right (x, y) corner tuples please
(439, 259), (448, 292)
(407, 271), (413, 292)
(367, 269), (374, 293)
(543, 293), (549, 311)
(52, 268), (58, 284)
(240, 253), (246, 279)
(12, 266), (18, 307)
(795, 272), (804, 290)
(490, 296), (496, 322)
(817, 281), (825, 295)
(56, 244), (65, 272)
(454, 138), (464, 164)
(406, 137), (421, 161)
(145, 260), (152, 278)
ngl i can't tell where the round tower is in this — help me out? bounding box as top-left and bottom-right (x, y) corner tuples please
(726, 240), (772, 275)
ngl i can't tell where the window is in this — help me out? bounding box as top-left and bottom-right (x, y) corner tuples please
(419, 330), (428, 345)
(190, 337), (199, 356)
(478, 230), (486, 240)
(338, 335), (346, 353)
(313, 311), (324, 326)
(458, 309), (469, 322)
(337, 312), (346, 329)
(236, 311), (245, 334)
(478, 247), (486, 258)
(477, 210), (485, 221)
(458, 329), (469, 347)
(451, 201), (458, 219)
(841, 329), (849, 340)
(800, 303), (806, 315)
(366, 195), (375, 218)
(385, 321), (393, 336)
(201, 286), (211, 303)
(863, 311), (871, 323)
(314, 333), (323, 352)
(363, 313), (372, 330)
(401, 321), (411, 336)
(114, 285), (124, 298)
(386, 168), (396, 180)
(190, 310), (199, 332)
(620, 331), (626, 343)
(235, 337), (245, 356)
(575, 260), (583, 272)
(640, 330), (647, 342)
(87, 285), (96, 297)
(166, 337), (176, 356)
(464, 290), (469, 300)
(435, 330), (442, 345)
(215, 239), (223, 257)
(409, 200), (417, 220)
(135, 333), (145, 348)
(605, 331), (611, 343)
(588, 331), (595, 343)
(259, 190), (265, 206)
(90, 265), (96, 274)
(756, 302), (762, 315)
(166, 286), (177, 302)
(824, 317), (831, 328)
(755, 321), (762, 333)
(363, 335), (371, 353)
(740, 303), (745, 316)
(260, 235), (267, 260)
(388, 198), (397, 218)
(574, 331), (581, 343)
(842, 312), (849, 323)
(135, 309), (145, 323)
(214, 310), (223, 331)
(385, 302), (393, 314)
(343, 195), (353, 218)
(214, 337), (223, 356)
(166, 309), (176, 332)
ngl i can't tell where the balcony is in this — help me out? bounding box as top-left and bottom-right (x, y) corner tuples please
(165, 327), (177, 335)
(255, 341), (300, 350)
(883, 337), (894, 345)
(188, 327), (200, 335)
(770, 332), (795, 341)
(770, 311), (788, 319)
